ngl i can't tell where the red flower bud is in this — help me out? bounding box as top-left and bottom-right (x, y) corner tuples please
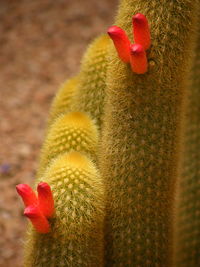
(24, 205), (50, 234)
(130, 44), (147, 74)
(132, 13), (151, 50)
(16, 184), (38, 207)
(37, 182), (54, 218)
(107, 26), (131, 63)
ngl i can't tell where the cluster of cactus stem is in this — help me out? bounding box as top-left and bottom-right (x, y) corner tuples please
(16, 0), (200, 266)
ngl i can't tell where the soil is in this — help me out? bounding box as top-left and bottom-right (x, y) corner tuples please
(0, 0), (117, 265)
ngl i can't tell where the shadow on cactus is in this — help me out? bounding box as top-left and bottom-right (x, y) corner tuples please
(16, 0), (200, 266)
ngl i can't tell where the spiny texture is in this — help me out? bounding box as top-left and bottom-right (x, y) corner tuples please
(21, 0), (200, 266)
(73, 35), (110, 129)
(175, 13), (200, 267)
(25, 152), (105, 267)
(37, 111), (98, 177)
(100, 0), (199, 266)
(48, 76), (79, 126)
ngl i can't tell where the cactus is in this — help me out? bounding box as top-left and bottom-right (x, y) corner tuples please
(25, 152), (105, 266)
(37, 111), (98, 176)
(48, 76), (79, 126)
(175, 14), (200, 266)
(73, 35), (110, 128)
(21, 33), (109, 267)
(100, 0), (199, 266)
(17, 0), (200, 266)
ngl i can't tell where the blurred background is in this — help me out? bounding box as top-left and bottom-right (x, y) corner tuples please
(0, 0), (117, 265)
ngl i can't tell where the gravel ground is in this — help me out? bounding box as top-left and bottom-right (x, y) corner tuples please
(0, 0), (117, 265)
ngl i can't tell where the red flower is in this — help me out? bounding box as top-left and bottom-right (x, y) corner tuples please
(16, 184), (38, 207)
(37, 182), (54, 218)
(107, 26), (131, 63)
(16, 182), (54, 234)
(24, 205), (50, 234)
(132, 13), (151, 51)
(107, 13), (151, 74)
(130, 44), (147, 74)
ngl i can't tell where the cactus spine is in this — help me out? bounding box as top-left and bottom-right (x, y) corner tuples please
(100, 0), (199, 266)
(25, 152), (105, 266)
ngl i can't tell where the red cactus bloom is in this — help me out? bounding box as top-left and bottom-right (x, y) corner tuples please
(24, 205), (50, 234)
(16, 184), (38, 207)
(130, 44), (147, 74)
(107, 13), (150, 74)
(37, 182), (54, 218)
(16, 182), (54, 234)
(107, 25), (131, 63)
(132, 13), (151, 50)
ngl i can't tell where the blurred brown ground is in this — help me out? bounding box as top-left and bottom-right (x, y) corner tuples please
(0, 0), (117, 265)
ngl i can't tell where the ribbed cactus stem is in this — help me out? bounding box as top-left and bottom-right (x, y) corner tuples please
(48, 76), (79, 126)
(37, 111), (98, 176)
(175, 12), (200, 266)
(25, 152), (105, 266)
(100, 0), (199, 266)
(73, 35), (110, 129)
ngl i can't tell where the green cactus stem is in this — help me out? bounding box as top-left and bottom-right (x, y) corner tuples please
(73, 35), (110, 129)
(37, 111), (98, 177)
(48, 76), (79, 126)
(100, 0), (199, 266)
(175, 11), (200, 267)
(25, 152), (105, 267)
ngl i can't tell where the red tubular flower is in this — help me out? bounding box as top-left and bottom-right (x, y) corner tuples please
(107, 26), (131, 63)
(129, 44), (147, 74)
(37, 182), (54, 218)
(16, 184), (38, 207)
(132, 13), (151, 50)
(16, 182), (54, 233)
(24, 205), (50, 234)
